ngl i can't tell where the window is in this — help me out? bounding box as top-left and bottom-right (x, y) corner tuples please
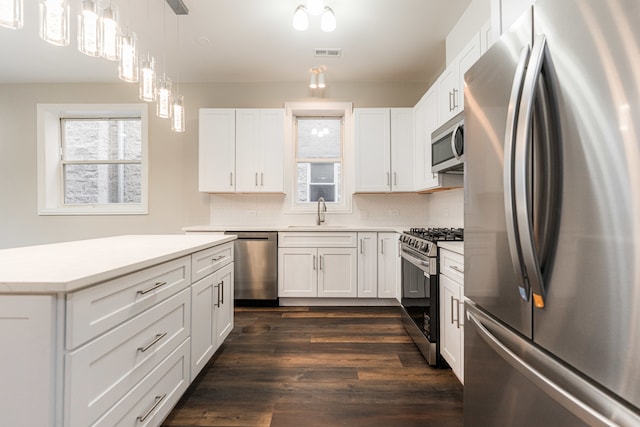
(285, 102), (353, 213)
(296, 117), (342, 203)
(37, 104), (148, 215)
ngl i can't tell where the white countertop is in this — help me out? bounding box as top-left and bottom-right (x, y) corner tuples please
(438, 241), (464, 255)
(0, 234), (236, 294)
(183, 224), (405, 233)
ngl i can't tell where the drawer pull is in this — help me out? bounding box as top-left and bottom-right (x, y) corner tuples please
(137, 393), (167, 422)
(451, 265), (464, 274)
(137, 332), (167, 353)
(137, 281), (167, 295)
(212, 255), (225, 262)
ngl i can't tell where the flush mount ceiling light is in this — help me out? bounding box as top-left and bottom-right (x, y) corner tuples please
(293, 0), (335, 32)
(0, 0), (23, 29)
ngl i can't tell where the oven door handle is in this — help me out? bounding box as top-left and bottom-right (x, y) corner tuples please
(401, 249), (431, 273)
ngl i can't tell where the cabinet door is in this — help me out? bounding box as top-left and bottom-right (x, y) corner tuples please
(457, 34), (481, 112)
(354, 108), (391, 192)
(0, 296), (56, 427)
(414, 87), (441, 191)
(377, 233), (399, 299)
(190, 274), (217, 380)
(390, 108), (415, 192)
(357, 233), (378, 298)
(235, 109), (260, 192)
(257, 109), (284, 192)
(437, 67), (459, 125)
(215, 262), (234, 345)
(440, 274), (463, 382)
(318, 248), (358, 298)
(199, 109), (235, 192)
(278, 247), (318, 297)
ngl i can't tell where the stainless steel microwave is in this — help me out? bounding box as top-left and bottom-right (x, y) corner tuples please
(431, 111), (464, 173)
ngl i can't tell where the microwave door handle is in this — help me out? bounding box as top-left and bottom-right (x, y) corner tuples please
(503, 45), (531, 302)
(451, 124), (463, 160)
(514, 34), (547, 309)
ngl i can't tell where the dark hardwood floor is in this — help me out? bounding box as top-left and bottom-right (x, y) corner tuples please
(162, 306), (463, 427)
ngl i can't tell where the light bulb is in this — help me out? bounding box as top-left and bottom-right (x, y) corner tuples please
(171, 95), (185, 132)
(157, 75), (172, 118)
(309, 72), (317, 89)
(320, 7), (336, 32)
(139, 55), (156, 102)
(101, 4), (120, 61)
(317, 72), (326, 88)
(78, 0), (100, 56)
(119, 30), (138, 82)
(292, 5), (308, 31)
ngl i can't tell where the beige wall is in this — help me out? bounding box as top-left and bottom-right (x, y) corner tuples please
(0, 81), (428, 249)
(445, 0), (491, 65)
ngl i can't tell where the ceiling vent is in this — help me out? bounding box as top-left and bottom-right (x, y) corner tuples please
(314, 48), (342, 58)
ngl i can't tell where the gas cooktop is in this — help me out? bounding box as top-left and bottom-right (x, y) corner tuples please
(405, 227), (464, 242)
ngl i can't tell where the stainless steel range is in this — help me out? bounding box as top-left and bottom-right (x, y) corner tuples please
(399, 227), (463, 366)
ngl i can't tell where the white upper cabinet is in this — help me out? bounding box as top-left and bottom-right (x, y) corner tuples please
(199, 108), (284, 193)
(438, 34), (481, 125)
(500, 0), (534, 34)
(480, 19), (494, 54)
(235, 109), (284, 193)
(354, 108), (414, 192)
(199, 109), (236, 193)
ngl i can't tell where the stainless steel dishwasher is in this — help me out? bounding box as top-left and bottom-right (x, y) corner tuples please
(224, 231), (278, 306)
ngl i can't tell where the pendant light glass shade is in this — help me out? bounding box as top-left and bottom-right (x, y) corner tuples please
(156, 75), (172, 118)
(320, 7), (336, 32)
(292, 5), (308, 31)
(119, 30), (138, 82)
(171, 95), (185, 132)
(77, 0), (100, 56)
(39, 0), (70, 46)
(317, 71), (326, 88)
(139, 54), (156, 102)
(0, 0), (23, 29)
(100, 4), (120, 61)
(309, 72), (317, 89)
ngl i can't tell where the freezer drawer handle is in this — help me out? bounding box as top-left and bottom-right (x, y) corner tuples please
(450, 265), (464, 274)
(467, 310), (618, 426)
(212, 255), (225, 262)
(137, 394), (167, 422)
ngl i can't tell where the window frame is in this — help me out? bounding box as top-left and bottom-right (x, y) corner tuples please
(284, 102), (353, 214)
(37, 103), (149, 215)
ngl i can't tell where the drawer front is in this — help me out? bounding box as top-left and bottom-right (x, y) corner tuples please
(65, 289), (191, 427)
(92, 338), (190, 427)
(66, 256), (191, 349)
(278, 232), (357, 248)
(191, 242), (234, 283)
(440, 249), (464, 284)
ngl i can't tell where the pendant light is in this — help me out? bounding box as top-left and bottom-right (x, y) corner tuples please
(156, 1), (172, 118)
(320, 7), (336, 32)
(0, 0), (23, 29)
(100, 2), (120, 61)
(77, 0), (100, 56)
(119, 29), (138, 82)
(39, 0), (70, 46)
(139, 0), (156, 102)
(292, 5), (308, 31)
(171, 13), (185, 132)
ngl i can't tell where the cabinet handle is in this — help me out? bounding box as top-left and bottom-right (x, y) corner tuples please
(137, 394), (167, 422)
(261, 172), (264, 186)
(137, 332), (167, 353)
(313, 255), (316, 270)
(212, 255), (225, 262)
(380, 239), (384, 255)
(319, 255), (323, 270)
(449, 90), (454, 111)
(393, 172), (397, 186)
(450, 296), (456, 325)
(360, 239), (363, 254)
(230, 172), (233, 186)
(451, 265), (465, 274)
(453, 88), (459, 109)
(137, 281), (167, 295)
(453, 297), (461, 329)
(387, 172), (390, 186)
(458, 300), (464, 328)
(255, 172), (258, 187)
(221, 280), (224, 305)
(215, 282), (222, 307)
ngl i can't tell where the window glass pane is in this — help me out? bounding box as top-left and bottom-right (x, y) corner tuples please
(310, 163), (335, 183)
(62, 119), (142, 161)
(296, 162), (341, 203)
(63, 164), (142, 204)
(310, 185), (336, 202)
(297, 118), (341, 159)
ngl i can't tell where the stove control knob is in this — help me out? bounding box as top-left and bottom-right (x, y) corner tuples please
(420, 242), (428, 251)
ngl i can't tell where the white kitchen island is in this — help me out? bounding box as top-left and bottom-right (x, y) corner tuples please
(0, 234), (236, 427)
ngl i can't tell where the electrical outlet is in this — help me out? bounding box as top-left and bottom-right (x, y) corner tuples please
(388, 209), (399, 216)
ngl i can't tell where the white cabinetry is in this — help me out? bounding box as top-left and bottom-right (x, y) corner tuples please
(199, 109), (235, 192)
(354, 108), (414, 192)
(199, 108), (284, 193)
(377, 232), (399, 299)
(439, 246), (465, 383)
(437, 34), (481, 125)
(500, 0), (534, 34)
(278, 232), (357, 298)
(235, 109), (284, 192)
(357, 232), (378, 298)
(480, 19), (494, 54)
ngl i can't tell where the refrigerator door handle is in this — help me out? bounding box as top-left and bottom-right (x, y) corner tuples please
(467, 308), (634, 427)
(514, 34), (548, 308)
(503, 45), (531, 302)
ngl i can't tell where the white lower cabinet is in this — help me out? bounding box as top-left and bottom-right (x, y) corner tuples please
(278, 232), (358, 298)
(357, 232), (378, 298)
(439, 247), (465, 383)
(377, 232), (400, 299)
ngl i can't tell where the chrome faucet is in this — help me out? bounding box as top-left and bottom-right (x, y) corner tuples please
(317, 197), (327, 225)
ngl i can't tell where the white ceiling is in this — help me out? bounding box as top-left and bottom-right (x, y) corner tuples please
(0, 0), (472, 84)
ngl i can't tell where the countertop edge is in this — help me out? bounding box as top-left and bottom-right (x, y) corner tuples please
(437, 241), (464, 255)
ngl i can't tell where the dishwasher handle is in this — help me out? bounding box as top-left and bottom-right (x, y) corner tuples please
(225, 231), (278, 241)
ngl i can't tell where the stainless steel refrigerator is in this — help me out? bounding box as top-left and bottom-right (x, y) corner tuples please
(464, 0), (640, 425)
